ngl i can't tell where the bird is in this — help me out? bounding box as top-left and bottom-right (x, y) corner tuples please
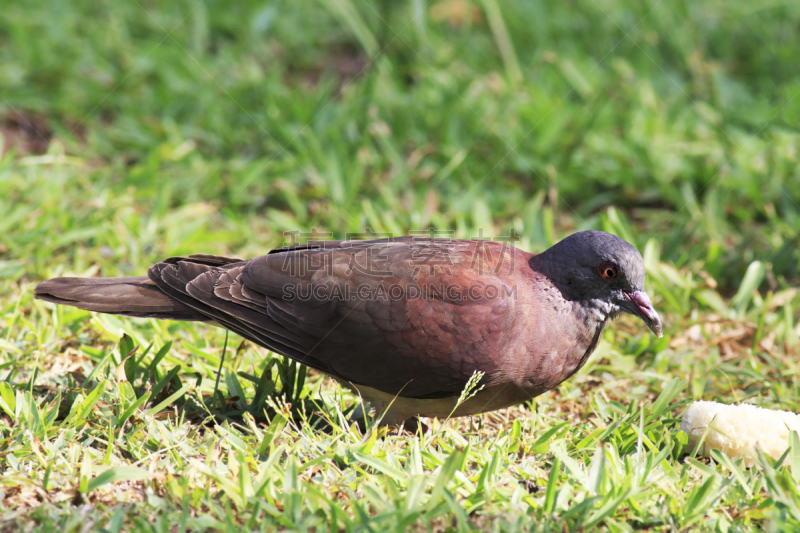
(35, 230), (662, 426)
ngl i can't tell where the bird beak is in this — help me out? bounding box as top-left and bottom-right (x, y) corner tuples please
(623, 290), (663, 337)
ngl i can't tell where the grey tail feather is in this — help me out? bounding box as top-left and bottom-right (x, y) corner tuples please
(34, 276), (205, 321)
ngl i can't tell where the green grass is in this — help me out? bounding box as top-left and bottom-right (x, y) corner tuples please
(2, 0), (800, 530)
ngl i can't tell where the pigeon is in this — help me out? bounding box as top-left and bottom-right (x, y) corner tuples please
(35, 230), (662, 425)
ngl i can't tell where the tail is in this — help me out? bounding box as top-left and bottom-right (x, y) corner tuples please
(34, 276), (204, 321)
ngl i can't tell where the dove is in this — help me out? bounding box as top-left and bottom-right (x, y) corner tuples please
(35, 230), (661, 425)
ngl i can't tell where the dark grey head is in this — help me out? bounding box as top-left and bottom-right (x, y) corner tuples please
(533, 230), (662, 337)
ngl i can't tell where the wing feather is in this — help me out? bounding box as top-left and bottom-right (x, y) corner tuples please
(147, 239), (525, 398)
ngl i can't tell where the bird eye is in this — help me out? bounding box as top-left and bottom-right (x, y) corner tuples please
(598, 262), (619, 280)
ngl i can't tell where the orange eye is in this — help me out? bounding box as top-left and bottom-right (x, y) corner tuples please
(598, 262), (619, 280)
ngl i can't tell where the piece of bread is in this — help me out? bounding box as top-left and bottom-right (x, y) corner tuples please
(680, 400), (800, 466)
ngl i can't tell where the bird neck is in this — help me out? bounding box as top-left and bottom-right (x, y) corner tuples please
(528, 253), (595, 303)
(579, 297), (616, 324)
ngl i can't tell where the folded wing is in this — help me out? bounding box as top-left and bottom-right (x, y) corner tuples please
(148, 238), (525, 398)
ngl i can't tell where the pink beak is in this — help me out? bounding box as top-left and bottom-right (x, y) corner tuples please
(624, 290), (663, 337)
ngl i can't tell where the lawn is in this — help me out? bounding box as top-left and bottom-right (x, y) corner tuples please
(2, 0), (800, 530)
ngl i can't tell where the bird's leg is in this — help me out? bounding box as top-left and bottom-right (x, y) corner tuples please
(398, 416), (430, 435)
(352, 399), (425, 434)
(349, 401), (372, 432)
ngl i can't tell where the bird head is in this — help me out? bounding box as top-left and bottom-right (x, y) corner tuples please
(537, 230), (663, 337)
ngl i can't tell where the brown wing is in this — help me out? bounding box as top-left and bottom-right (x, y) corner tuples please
(148, 239), (527, 399)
